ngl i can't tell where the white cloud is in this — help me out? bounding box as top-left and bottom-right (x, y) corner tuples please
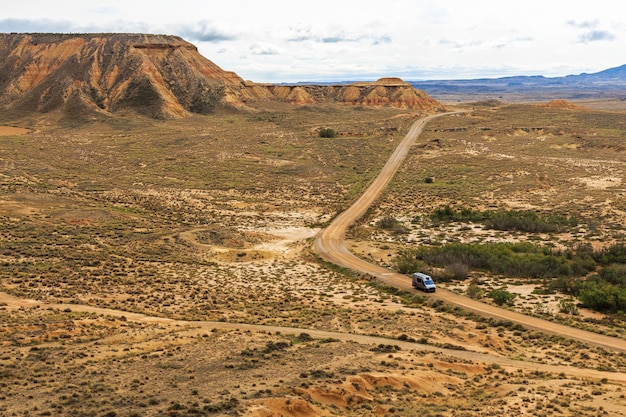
(577, 30), (617, 43)
(285, 24), (391, 45)
(1, 0), (625, 82)
(0, 18), (76, 33)
(567, 20), (599, 29)
(178, 20), (238, 42)
(248, 42), (282, 56)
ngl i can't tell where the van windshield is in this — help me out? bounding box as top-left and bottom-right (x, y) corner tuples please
(424, 279), (434, 285)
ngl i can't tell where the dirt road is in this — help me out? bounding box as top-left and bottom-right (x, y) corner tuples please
(1, 291), (624, 383)
(314, 112), (626, 354)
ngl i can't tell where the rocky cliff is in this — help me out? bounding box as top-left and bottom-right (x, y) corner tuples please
(258, 77), (443, 110)
(0, 33), (443, 119)
(0, 33), (244, 119)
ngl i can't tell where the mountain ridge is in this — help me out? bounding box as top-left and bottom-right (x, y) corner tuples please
(407, 64), (626, 102)
(0, 33), (443, 120)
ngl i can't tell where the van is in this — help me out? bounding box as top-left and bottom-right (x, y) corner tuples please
(412, 272), (436, 292)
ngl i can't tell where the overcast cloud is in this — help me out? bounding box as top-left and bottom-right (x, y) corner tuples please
(1, 0), (624, 83)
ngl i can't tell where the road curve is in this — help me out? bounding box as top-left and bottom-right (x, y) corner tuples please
(314, 113), (626, 354)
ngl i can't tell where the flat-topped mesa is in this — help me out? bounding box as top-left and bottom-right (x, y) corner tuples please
(0, 33), (444, 119)
(353, 77), (410, 87)
(0, 33), (246, 119)
(375, 77), (410, 85)
(252, 78), (443, 111)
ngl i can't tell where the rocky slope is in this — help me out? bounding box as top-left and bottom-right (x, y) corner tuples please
(0, 33), (244, 119)
(537, 99), (588, 110)
(0, 33), (443, 119)
(259, 77), (443, 110)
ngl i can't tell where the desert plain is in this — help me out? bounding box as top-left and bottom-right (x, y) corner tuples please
(1, 98), (626, 417)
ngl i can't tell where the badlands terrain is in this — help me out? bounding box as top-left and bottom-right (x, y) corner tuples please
(1, 99), (626, 416)
(1, 33), (626, 417)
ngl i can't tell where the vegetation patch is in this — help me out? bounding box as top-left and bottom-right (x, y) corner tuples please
(430, 205), (579, 233)
(406, 242), (595, 279)
(318, 127), (336, 138)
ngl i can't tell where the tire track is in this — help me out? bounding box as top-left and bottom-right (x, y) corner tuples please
(1, 291), (625, 383)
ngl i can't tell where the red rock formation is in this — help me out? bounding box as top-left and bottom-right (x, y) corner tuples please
(0, 34), (444, 119)
(0, 33), (245, 119)
(254, 79), (443, 111)
(537, 99), (588, 110)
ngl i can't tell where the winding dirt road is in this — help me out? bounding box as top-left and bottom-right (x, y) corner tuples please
(314, 112), (626, 354)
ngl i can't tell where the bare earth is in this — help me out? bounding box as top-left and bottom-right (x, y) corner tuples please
(2, 103), (626, 416)
(2, 290), (625, 382)
(0, 126), (30, 136)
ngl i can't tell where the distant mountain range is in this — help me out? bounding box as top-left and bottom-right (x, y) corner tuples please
(408, 65), (626, 102)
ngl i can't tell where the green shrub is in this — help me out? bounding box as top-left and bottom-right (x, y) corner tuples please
(430, 205), (485, 222)
(429, 206), (577, 232)
(488, 289), (516, 306)
(466, 283), (483, 299)
(445, 262), (469, 279)
(578, 280), (626, 313)
(549, 263), (626, 314)
(597, 264), (626, 285)
(578, 285), (613, 312)
(486, 211), (557, 233)
(319, 127), (336, 138)
(594, 243), (626, 265)
(376, 216), (408, 235)
(393, 250), (425, 275)
(415, 242), (595, 279)
(558, 299), (579, 315)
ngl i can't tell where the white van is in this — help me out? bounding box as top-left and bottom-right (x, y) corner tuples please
(412, 272), (436, 292)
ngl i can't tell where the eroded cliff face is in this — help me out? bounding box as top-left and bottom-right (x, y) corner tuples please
(0, 34), (443, 119)
(254, 77), (443, 111)
(0, 33), (243, 119)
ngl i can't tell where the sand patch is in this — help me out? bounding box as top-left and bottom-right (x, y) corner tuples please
(576, 176), (622, 189)
(250, 398), (326, 417)
(0, 126), (30, 136)
(178, 225), (319, 263)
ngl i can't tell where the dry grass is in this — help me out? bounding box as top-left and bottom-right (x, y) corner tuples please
(1, 101), (626, 415)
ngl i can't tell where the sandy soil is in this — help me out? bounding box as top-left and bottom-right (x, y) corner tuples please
(2, 290), (626, 416)
(2, 104), (626, 416)
(0, 126), (30, 135)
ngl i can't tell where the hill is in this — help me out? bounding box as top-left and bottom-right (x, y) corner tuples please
(409, 64), (626, 102)
(0, 33), (443, 120)
(0, 33), (240, 119)
(255, 77), (443, 110)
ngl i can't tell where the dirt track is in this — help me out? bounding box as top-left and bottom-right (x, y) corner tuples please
(1, 291), (625, 383)
(313, 112), (626, 354)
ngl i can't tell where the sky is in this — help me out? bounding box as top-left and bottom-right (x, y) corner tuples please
(2, 1), (624, 83)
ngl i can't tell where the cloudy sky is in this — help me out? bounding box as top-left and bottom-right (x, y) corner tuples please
(2, 0), (624, 83)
